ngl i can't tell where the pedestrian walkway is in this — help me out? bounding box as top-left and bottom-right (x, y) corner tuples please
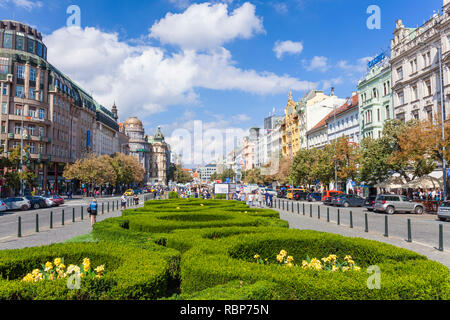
(0, 197), (145, 250)
(269, 204), (450, 268)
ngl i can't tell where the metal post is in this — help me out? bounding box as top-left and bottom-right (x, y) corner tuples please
(337, 209), (340, 225)
(50, 211), (53, 229)
(310, 204), (312, 218)
(102, 202), (104, 215)
(350, 211), (353, 228)
(303, 203), (305, 215)
(327, 207), (330, 222)
(62, 209), (64, 226)
(384, 215), (388, 237)
(407, 219), (412, 243)
(35, 214), (39, 233)
(282, 201), (284, 211)
(108, 201), (110, 212)
(18, 216), (21, 238)
(318, 205), (320, 219)
(297, 202), (300, 214)
(364, 213), (368, 233)
(439, 224), (444, 252)
(72, 208), (75, 222)
(81, 207), (83, 220)
(291, 201), (294, 212)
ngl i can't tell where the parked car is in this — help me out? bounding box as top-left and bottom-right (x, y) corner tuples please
(438, 202), (450, 221)
(124, 189), (134, 196)
(0, 200), (7, 212)
(3, 197), (31, 211)
(258, 188), (277, 196)
(332, 194), (365, 208)
(46, 195), (64, 206)
(323, 195), (337, 206)
(277, 189), (287, 198)
(364, 196), (377, 212)
(307, 192), (322, 202)
(373, 195), (424, 215)
(321, 190), (344, 202)
(25, 196), (47, 209)
(293, 189), (309, 201)
(44, 198), (55, 207)
(133, 189), (143, 195)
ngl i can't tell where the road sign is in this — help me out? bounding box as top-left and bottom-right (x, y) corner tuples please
(214, 183), (229, 194)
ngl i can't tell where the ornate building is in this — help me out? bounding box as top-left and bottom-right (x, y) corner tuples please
(123, 117), (151, 183)
(281, 91), (300, 159)
(148, 126), (170, 185)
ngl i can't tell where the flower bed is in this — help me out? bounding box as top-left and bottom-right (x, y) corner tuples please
(0, 242), (180, 300)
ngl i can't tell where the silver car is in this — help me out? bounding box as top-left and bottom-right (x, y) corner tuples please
(438, 202), (450, 221)
(373, 195), (424, 215)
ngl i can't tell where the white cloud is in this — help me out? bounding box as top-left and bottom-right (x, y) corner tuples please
(303, 56), (329, 72)
(1, 0), (42, 10)
(271, 2), (288, 14)
(150, 2), (264, 50)
(45, 26), (314, 121)
(322, 77), (343, 91)
(273, 40), (303, 59)
(337, 57), (372, 74)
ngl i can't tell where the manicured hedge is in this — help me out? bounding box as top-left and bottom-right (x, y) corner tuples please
(178, 229), (450, 300)
(0, 242), (180, 300)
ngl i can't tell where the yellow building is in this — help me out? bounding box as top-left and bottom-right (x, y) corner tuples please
(281, 91), (300, 159)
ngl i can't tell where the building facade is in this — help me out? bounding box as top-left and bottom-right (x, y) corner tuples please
(327, 94), (360, 144)
(358, 57), (393, 139)
(148, 126), (171, 185)
(390, 1), (450, 123)
(281, 91), (300, 159)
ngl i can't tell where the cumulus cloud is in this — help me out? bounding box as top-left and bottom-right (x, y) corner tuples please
(273, 40), (303, 59)
(302, 56), (329, 72)
(150, 2), (264, 50)
(337, 57), (372, 74)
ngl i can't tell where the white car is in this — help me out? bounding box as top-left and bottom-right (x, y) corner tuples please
(0, 200), (7, 212)
(3, 197), (31, 211)
(259, 188), (277, 196)
(44, 198), (55, 207)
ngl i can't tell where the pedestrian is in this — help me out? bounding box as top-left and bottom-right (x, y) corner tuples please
(88, 198), (98, 226)
(265, 191), (269, 207)
(133, 194), (139, 206)
(268, 192), (273, 208)
(248, 193), (254, 207)
(121, 194), (127, 210)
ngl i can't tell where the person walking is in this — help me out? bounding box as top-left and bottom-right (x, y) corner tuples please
(268, 192), (273, 208)
(88, 198), (98, 226)
(133, 194), (139, 206)
(121, 194), (127, 210)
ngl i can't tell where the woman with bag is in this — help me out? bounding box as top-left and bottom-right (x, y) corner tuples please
(89, 198), (98, 226)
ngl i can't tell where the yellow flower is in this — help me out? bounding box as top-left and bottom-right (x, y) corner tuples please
(58, 264), (66, 270)
(280, 250), (287, 257)
(344, 255), (352, 261)
(244, 211), (248, 214)
(342, 266), (350, 272)
(353, 266), (361, 272)
(254, 254), (260, 260)
(176, 207), (180, 210)
(347, 260), (355, 265)
(83, 264), (90, 273)
(331, 265), (339, 272)
(286, 262), (294, 268)
(32, 269), (41, 275)
(321, 257), (330, 263)
(94, 265), (105, 273)
(44, 262), (53, 271)
(287, 256), (294, 262)
(82, 258), (90, 265)
(53, 258), (62, 266)
(276, 254), (284, 262)
(302, 260), (309, 268)
(80, 273), (85, 278)
(22, 274), (33, 282)
(200, 204), (204, 207)
(328, 255), (337, 261)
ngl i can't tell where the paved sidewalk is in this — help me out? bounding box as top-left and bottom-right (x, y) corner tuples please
(271, 205), (450, 268)
(0, 198), (145, 250)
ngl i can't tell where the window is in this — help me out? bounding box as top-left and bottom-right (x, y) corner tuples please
(29, 142), (36, 154)
(36, 41), (43, 57)
(29, 68), (36, 82)
(384, 83), (387, 96)
(15, 35), (24, 51)
(0, 57), (8, 74)
(28, 88), (35, 100)
(386, 106), (390, 120)
(28, 108), (36, 118)
(412, 111), (419, 119)
(15, 105), (23, 115)
(1, 102), (6, 114)
(27, 38), (35, 54)
(427, 109), (433, 121)
(425, 79), (432, 96)
(40, 70), (44, 85)
(2, 83), (7, 95)
(398, 91), (404, 105)
(17, 65), (25, 79)
(410, 58), (417, 74)
(38, 109), (45, 119)
(373, 88), (377, 98)
(15, 85), (24, 98)
(3, 33), (12, 49)
(397, 67), (403, 80)
(28, 125), (35, 136)
(377, 109), (380, 122)
(412, 85), (418, 101)
(38, 143), (44, 154)
(14, 124), (21, 134)
(1, 122), (5, 134)
(39, 126), (44, 137)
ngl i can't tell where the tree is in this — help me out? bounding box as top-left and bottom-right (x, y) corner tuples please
(243, 168), (264, 185)
(173, 165), (193, 184)
(63, 154), (117, 187)
(358, 137), (392, 186)
(275, 157), (292, 185)
(289, 148), (316, 186)
(109, 153), (145, 185)
(333, 136), (360, 183)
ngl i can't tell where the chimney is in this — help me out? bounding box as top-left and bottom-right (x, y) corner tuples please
(331, 87), (335, 96)
(352, 91), (357, 97)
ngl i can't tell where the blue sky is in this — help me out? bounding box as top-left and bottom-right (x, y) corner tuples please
(0, 0), (444, 164)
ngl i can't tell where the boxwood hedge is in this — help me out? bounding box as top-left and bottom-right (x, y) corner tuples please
(178, 229), (450, 300)
(0, 242), (180, 300)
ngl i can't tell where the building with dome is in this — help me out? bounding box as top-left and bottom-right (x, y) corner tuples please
(148, 126), (171, 185)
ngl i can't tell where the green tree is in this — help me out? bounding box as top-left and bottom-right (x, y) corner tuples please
(358, 137), (392, 186)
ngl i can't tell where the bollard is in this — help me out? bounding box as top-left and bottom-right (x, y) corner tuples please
(364, 213), (368, 233)
(108, 202), (110, 213)
(291, 202), (294, 213)
(303, 203), (305, 215)
(350, 211), (353, 228)
(18, 216), (21, 238)
(310, 204), (312, 218)
(327, 207), (330, 222)
(407, 219), (412, 243)
(112, 201), (114, 211)
(297, 203), (300, 214)
(81, 207), (84, 220)
(102, 203), (104, 215)
(439, 224), (444, 252)
(35, 214), (39, 233)
(337, 209), (340, 225)
(384, 215), (388, 237)
(282, 201), (284, 211)
(50, 211), (53, 229)
(72, 208), (75, 223)
(62, 210), (65, 226)
(318, 205), (320, 220)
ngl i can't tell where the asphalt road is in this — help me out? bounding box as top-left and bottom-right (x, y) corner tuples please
(0, 195), (148, 241)
(269, 198), (450, 251)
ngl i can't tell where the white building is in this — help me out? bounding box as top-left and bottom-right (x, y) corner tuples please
(298, 90), (346, 150)
(391, 2), (450, 123)
(327, 94), (360, 144)
(198, 163), (217, 181)
(306, 111), (332, 149)
(92, 102), (120, 156)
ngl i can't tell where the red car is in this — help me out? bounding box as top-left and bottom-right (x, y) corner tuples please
(47, 195), (64, 206)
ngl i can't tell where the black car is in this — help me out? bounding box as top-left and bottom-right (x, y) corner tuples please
(323, 195), (337, 206)
(277, 189), (287, 198)
(307, 193), (322, 202)
(364, 196), (377, 211)
(25, 196), (47, 209)
(293, 190), (309, 201)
